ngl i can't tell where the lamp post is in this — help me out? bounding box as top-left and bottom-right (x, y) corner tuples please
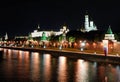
(80, 40), (86, 51)
(59, 42), (62, 50)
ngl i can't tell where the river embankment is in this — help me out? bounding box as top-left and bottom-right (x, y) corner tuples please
(0, 46), (120, 64)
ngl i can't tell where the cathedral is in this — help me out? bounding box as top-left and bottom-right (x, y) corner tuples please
(81, 14), (97, 32)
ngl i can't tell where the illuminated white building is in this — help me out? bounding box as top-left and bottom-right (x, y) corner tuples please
(31, 25), (69, 38)
(81, 14), (97, 32)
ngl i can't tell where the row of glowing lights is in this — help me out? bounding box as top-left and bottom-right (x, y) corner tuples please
(0, 40), (117, 47)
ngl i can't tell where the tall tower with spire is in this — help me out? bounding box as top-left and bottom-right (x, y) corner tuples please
(85, 14), (89, 31)
(104, 26), (116, 42)
(5, 32), (8, 41)
(37, 24), (40, 31)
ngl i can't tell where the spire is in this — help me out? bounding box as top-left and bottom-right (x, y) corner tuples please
(37, 24), (40, 31)
(106, 26), (113, 34)
(38, 24), (40, 29)
(5, 32), (8, 40)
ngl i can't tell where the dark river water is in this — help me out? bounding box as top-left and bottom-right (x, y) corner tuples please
(0, 48), (120, 82)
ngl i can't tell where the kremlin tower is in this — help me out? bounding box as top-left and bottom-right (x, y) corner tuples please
(104, 26), (117, 42)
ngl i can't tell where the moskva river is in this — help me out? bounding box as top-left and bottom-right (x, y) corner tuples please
(0, 48), (120, 82)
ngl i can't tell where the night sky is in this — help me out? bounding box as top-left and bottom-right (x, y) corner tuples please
(0, 0), (120, 38)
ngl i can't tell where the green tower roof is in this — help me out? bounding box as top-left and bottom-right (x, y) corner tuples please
(106, 26), (113, 34)
(41, 32), (47, 41)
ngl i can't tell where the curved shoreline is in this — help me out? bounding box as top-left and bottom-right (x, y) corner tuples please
(0, 46), (120, 64)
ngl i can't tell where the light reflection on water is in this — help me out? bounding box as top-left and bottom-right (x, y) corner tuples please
(0, 48), (120, 82)
(58, 56), (67, 82)
(43, 54), (51, 82)
(75, 59), (89, 82)
(31, 52), (40, 82)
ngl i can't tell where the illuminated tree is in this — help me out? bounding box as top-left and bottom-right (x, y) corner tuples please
(28, 33), (33, 41)
(114, 33), (119, 41)
(68, 36), (75, 48)
(59, 35), (63, 42)
(68, 37), (75, 43)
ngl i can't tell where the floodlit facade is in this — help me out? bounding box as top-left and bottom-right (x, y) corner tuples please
(81, 14), (97, 32)
(31, 25), (69, 38)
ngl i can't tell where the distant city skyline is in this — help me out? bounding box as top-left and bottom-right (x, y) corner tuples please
(0, 0), (120, 37)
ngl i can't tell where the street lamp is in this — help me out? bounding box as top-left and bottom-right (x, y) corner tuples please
(80, 41), (86, 51)
(59, 44), (62, 50)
